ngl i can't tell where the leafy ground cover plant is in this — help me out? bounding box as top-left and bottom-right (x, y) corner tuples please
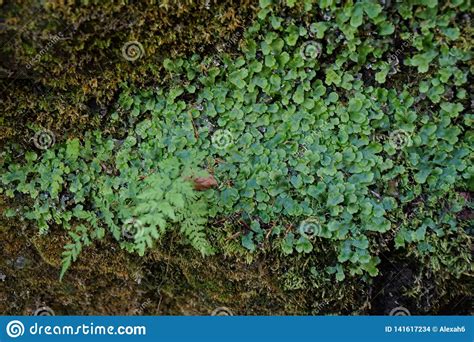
(1, 0), (472, 287)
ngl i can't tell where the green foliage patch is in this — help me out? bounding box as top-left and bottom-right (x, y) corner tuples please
(1, 0), (472, 282)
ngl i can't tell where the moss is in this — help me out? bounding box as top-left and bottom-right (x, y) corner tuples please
(1, 210), (471, 315)
(0, 191), (470, 315)
(0, 0), (258, 145)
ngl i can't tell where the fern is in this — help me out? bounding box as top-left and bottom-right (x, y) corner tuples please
(60, 225), (91, 281)
(59, 156), (215, 279)
(178, 194), (214, 256)
(127, 157), (215, 256)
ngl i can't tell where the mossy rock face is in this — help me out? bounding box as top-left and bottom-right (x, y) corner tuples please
(0, 0), (257, 144)
(0, 194), (353, 315)
(1, 0), (473, 316)
(1, 214), (471, 315)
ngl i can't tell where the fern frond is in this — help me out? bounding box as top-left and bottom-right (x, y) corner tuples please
(127, 156), (215, 256)
(59, 225), (91, 281)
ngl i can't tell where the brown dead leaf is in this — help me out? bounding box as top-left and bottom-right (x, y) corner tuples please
(192, 175), (218, 191)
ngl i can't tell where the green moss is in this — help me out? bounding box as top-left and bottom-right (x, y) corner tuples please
(0, 0), (258, 144)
